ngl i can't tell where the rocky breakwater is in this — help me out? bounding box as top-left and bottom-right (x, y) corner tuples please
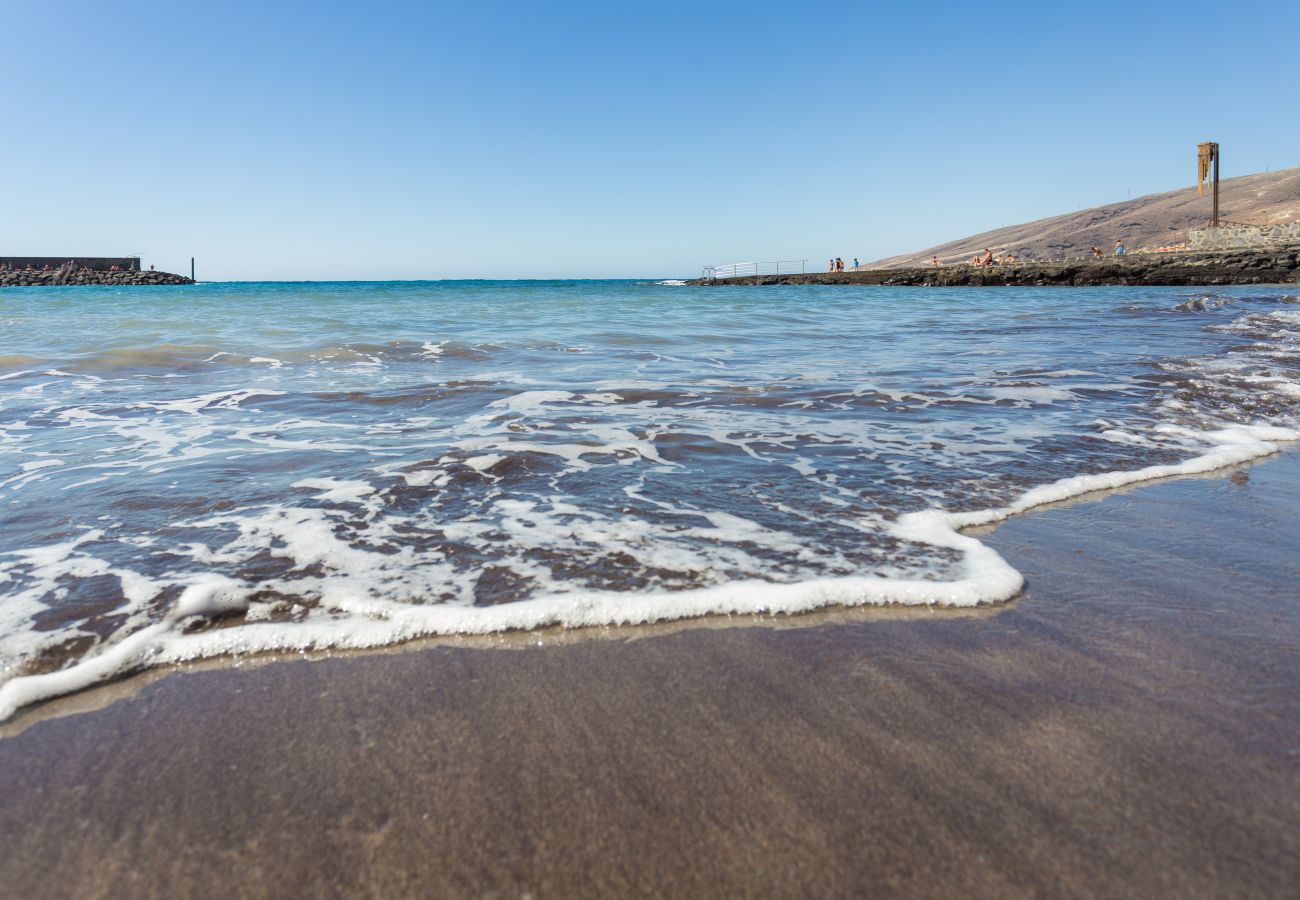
(0, 265), (193, 288)
(691, 246), (1300, 287)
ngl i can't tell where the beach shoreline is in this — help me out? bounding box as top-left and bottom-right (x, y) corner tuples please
(2, 449), (1297, 897)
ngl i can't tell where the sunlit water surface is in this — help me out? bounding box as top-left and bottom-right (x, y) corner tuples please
(1, 280), (1298, 714)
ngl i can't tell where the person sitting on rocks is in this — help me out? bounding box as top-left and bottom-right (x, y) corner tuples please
(1113, 240), (1126, 255)
(981, 249), (993, 266)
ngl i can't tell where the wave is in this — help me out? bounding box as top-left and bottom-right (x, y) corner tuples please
(0, 339), (593, 377)
(1, 420), (1292, 721)
(1, 293), (1298, 721)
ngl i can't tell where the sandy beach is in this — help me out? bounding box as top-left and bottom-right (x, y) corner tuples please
(1, 449), (1297, 898)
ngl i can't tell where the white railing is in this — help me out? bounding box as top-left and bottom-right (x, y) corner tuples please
(701, 260), (807, 280)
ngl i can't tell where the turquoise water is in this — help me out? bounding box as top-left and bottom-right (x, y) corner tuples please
(1, 280), (1298, 716)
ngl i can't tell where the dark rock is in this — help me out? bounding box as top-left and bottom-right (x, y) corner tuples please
(0, 266), (194, 288)
(690, 245), (1300, 288)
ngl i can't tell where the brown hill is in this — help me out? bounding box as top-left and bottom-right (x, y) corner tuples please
(871, 166), (1300, 268)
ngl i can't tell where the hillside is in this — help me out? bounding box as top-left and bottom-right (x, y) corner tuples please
(870, 166), (1300, 268)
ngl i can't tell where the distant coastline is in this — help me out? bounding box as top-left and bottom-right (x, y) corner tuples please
(692, 246), (1300, 287)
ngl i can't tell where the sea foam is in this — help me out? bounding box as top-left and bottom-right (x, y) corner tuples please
(1, 420), (1293, 721)
(1, 284), (1298, 720)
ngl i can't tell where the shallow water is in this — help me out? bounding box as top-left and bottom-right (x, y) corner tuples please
(1, 280), (1298, 716)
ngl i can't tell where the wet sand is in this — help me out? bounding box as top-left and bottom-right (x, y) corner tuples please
(2, 453), (1298, 898)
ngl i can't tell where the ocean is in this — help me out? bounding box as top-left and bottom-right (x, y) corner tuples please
(1, 280), (1297, 718)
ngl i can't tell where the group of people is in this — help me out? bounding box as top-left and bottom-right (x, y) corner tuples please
(1090, 241), (1127, 256)
(0, 260), (77, 272)
(963, 249), (1017, 267)
(0, 260), (152, 272)
(827, 257), (861, 272)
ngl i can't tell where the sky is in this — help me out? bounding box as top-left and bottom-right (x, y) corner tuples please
(3, 0), (1298, 280)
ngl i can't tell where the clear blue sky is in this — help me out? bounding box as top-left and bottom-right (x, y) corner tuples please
(4, 0), (1297, 280)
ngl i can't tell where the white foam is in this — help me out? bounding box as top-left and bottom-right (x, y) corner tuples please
(171, 575), (251, 619)
(464, 454), (505, 473)
(293, 478), (377, 504)
(989, 386), (1078, 404)
(132, 388), (287, 415)
(2, 421), (1294, 722)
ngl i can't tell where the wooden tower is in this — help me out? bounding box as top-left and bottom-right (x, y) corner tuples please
(1197, 142), (1220, 227)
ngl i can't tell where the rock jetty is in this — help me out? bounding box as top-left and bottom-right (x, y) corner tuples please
(0, 265), (193, 287)
(691, 246), (1300, 287)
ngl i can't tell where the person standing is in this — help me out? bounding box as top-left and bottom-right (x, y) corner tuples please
(1113, 240), (1127, 255)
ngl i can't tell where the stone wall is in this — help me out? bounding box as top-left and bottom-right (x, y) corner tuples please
(0, 256), (141, 272)
(1188, 222), (1300, 251)
(693, 246), (1300, 287)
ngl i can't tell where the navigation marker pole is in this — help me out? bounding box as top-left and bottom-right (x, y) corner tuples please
(191, 257), (195, 283)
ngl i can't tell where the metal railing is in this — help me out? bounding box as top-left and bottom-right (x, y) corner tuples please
(702, 260), (807, 280)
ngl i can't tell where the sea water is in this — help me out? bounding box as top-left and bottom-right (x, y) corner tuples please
(1, 280), (1298, 717)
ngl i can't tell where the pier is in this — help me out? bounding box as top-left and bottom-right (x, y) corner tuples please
(690, 246), (1300, 287)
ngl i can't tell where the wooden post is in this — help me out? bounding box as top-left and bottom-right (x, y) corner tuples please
(191, 257), (195, 282)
